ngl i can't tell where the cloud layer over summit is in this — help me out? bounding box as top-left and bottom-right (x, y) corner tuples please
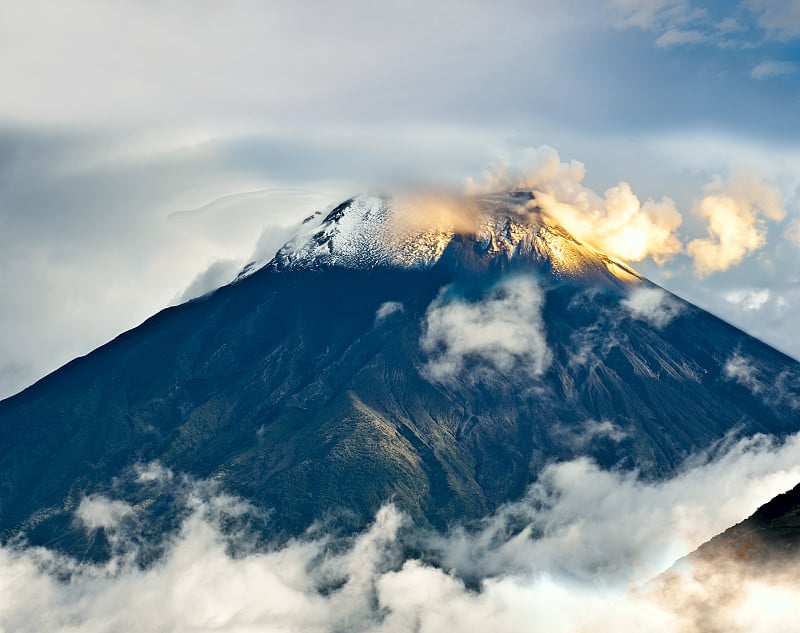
(0, 0), (799, 396)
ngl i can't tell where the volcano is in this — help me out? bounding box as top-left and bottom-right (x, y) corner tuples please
(1, 193), (799, 553)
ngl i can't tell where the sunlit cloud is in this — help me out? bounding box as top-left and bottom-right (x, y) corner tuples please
(687, 174), (786, 277)
(469, 146), (684, 265)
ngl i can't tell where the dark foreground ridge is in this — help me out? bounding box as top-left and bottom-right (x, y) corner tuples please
(1, 195), (799, 558)
(688, 481), (800, 567)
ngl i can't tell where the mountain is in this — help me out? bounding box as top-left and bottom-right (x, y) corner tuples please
(1, 193), (799, 556)
(687, 481), (800, 568)
(652, 480), (800, 625)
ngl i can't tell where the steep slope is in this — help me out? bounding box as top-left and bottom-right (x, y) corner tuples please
(1, 193), (798, 555)
(687, 481), (800, 568)
(651, 480), (800, 627)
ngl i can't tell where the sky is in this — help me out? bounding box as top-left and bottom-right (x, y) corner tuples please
(1, 0), (800, 398)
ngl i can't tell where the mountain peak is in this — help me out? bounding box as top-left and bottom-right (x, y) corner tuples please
(262, 193), (643, 285)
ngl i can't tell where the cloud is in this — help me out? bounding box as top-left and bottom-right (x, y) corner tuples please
(4, 432), (800, 631)
(785, 219), (800, 246)
(174, 259), (242, 303)
(469, 146), (684, 265)
(655, 28), (710, 47)
(609, 0), (800, 57)
(75, 496), (134, 531)
(420, 276), (552, 382)
(724, 352), (765, 394)
(553, 418), (630, 450)
(723, 351), (800, 408)
(723, 288), (771, 311)
(0, 129), (347, 399)
(607, 0), (694, 30)
(745, 0), (800, 40)
(375, 301), (404, 322)
(687, 174), (786, 277)
(751, 60), (798, 79)
(622, 286), (686, 327)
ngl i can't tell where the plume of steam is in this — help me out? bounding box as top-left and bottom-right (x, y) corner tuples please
(687, 174), (786, 277)
(468, 146), (684, 265)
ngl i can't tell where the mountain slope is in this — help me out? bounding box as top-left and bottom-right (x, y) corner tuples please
(687, 481), (800, 568)
(1, 194), (799, 554)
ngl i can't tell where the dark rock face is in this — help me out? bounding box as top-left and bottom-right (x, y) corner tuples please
(1, 204), (799, 557)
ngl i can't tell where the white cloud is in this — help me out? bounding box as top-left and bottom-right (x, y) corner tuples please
(656, 28), (709, 46)
(135, 461), (175, 485)
(420, 276), (552, 382)
(75, 496), (134, 531)
(610, 0), (800, 51)
(621, 286), (685, 327)
(746, 0), (800, 40)
(724, 352), (764, 394)
(751, 60), (798, 79)
(174, 259), (241, 303)
(723, 351), (800, 408)
(607, 0), (694, 30)
(553, 419), (629, 450)
(375, 301), (404, 322)
(4, 432), (800, 631)
(687, 174), (786, 277)
(723, 288), (771, 311)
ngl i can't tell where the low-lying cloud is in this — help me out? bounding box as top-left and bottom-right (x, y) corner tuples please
(420, 276), (552, 382)
(3, 432), (800, 632)
(723, 350), (800, 409)
(375, 301), (404, 322)
(621, 285), (686, 328)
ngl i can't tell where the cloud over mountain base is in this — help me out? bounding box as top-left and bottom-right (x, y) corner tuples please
(3, 432), (800, 632)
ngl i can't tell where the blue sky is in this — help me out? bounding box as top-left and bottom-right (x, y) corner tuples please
(0, 0), (799, 397)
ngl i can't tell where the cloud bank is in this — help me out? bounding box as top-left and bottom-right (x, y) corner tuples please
(3, 432), (800, 632)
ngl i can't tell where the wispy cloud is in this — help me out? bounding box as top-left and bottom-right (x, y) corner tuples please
(723, 350), (800, 408)
(655, 28), (710, 47)
(751, 60), (798, 79)
(745, 0), (800, 40)
(375, 301), (404, 322)
(609, 0), (800, 50)
(622, 286), (686, 327)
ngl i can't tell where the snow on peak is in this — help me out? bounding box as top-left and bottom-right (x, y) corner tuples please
(269, 195), (453, 270)
(239, 193), (642, 283)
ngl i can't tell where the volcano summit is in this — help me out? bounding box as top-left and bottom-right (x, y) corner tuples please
(1, 193), (798, 554)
